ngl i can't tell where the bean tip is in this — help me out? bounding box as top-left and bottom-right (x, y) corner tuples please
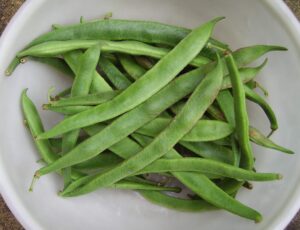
(42, 104), (49, 110)
(267, 130), (276, 138)
(243, 181), (253, 190)
(273, 46), (288, 51)
(23, 119), (28, 128)
(58, 190), (65, 197)
(255, 215), (263, 223)
(20, 58), (27, 64)
(5, 70), (12, 76)
(223, 50), (231, 56)
(29, 173), (40, 192)
(277, 174), (283, 180)
(35, 136), (42, 140)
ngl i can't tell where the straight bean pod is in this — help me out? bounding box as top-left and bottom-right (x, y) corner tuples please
(225, 53), (254, 170)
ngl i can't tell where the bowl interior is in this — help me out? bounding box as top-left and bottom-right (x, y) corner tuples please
(0, 0), (300, 229)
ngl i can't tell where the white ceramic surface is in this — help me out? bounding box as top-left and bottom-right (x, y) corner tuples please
(0, 0), (299, 229)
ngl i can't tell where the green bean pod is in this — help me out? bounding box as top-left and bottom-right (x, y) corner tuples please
(45, 105), (94, 115)
(137, 118), (234, 142)
(216, 90), (241, 166)
(225, 53), (254, 170)
(180, 141), (235, 165)
(22, 89), (58, 164)
(232, 45), (287, 67)
(18, 40), (210, 67)
(244, 85), (278, 132)
(140, 191), (215, 212)
(63, 174), (180, 193)
(249, 127), (293, 154)
(135, 158), (281, 181)
(49, 91), (120, 107)
(46, 61), (265, 110)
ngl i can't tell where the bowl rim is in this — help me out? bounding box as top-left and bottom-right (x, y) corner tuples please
(0, 0), (299, 229)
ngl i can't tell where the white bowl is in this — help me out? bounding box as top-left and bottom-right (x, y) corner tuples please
(0, 0), (299, 229)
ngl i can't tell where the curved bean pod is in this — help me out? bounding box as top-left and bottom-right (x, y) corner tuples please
(245, 85), (278, 132)
(140, 191), (215, 212)
(22, 89), (58, 164)
(18, 40), (210, 68)
(249, 127), (293, 154)
(21, 90), (84, 182)
(232, 45), (287, 67)
(135, 158), (281, 181)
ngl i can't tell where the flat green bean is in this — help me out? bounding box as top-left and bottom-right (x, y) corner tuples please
(45, 105), (93, 115)
(137, 118), (234, 142)
(18, 40), (210, 68)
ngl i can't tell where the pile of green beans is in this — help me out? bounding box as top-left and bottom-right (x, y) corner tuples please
(9, 16), (293, 223)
